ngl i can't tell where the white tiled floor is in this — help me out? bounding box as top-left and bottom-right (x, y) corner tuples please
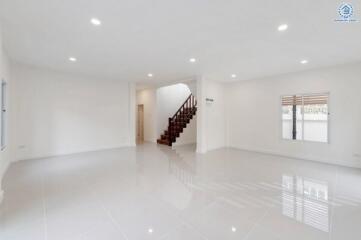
(1, 143), (361, 239)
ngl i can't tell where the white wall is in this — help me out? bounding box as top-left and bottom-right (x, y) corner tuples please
(206, 81), (227, 151)
(128, 83), (136, 146)
(185, 80), (197, 97)
(12, 64), (134, 161)
(197, 78), (227, 153)
(226, 63), (361, 168)
(156, 83), (191, 137)
(0, 25), (12, 203)
(136, 88), (157, 142)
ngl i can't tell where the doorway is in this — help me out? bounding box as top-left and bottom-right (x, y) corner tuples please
(137, 104), (144, 144)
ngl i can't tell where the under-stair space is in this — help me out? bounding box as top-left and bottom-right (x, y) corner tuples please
(157, 94), (197, 146)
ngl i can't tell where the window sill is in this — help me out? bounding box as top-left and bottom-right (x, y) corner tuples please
(281, 139), (330, 144)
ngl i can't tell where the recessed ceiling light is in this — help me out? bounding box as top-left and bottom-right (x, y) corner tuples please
(231, 226), (237, 232)
(147, 73), (153, 77)
(69, 57), (77, 62)
(90, 18), (102, 26)
(148, 228), (153, 234)
(189, 58), (197, 63)
(278, 24), (288, 32)
(300, 59), (309, 64)
(231, 74), (237, 78)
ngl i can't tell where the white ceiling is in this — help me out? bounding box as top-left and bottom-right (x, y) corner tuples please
(0, 0), (361, 83)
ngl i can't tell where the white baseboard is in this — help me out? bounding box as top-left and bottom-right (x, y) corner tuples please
(173, 141), (197, 147)
(14, 145), (130, 162)
(196, 145), (227, 154)
(228, 145), (360, 169)
(207, 145), (227, 152)
(172, 143), (196, 149)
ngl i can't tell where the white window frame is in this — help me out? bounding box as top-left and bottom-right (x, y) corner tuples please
(280, 92), (330, 144)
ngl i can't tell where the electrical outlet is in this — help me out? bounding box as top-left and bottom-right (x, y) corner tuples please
(18, 145), (26, 149)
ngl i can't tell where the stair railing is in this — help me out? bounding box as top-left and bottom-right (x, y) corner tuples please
(167, 94), (197, 144)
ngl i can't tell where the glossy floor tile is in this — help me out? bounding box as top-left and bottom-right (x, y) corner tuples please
(1, 143), (361, 239)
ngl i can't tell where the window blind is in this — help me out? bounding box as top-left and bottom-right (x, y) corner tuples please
(282, 95), (302, 106)
(302, 94), (328, 105)
(282, 94), (328, 106)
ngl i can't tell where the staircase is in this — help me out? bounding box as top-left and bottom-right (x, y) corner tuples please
(157, 94), (197, 146)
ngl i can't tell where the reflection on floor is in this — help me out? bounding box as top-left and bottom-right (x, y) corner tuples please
(282, 175), (329, 232)
(1, 143), (361, 240)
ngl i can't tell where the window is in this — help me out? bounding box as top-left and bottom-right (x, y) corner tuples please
(1, 80), (7, 150)
(282, 93), (329, 143)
